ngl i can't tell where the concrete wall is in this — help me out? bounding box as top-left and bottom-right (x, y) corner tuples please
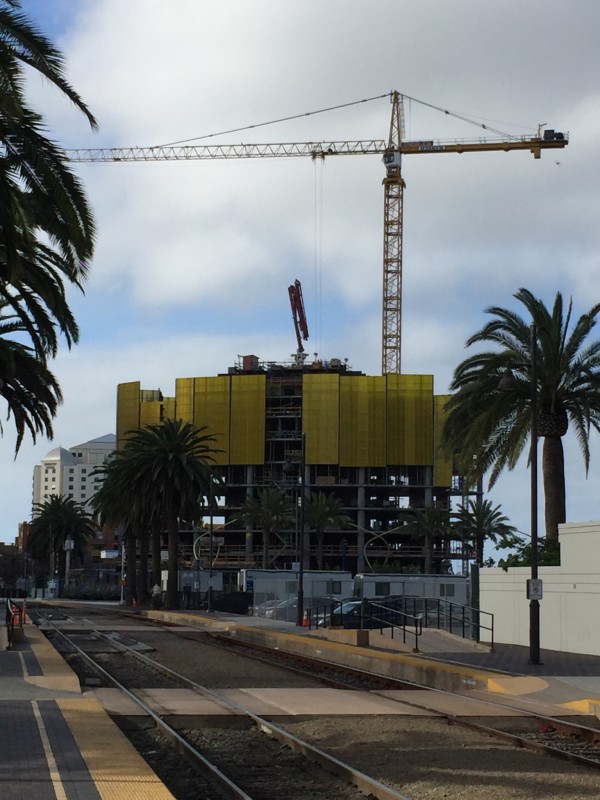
(480, 520), (600, 655)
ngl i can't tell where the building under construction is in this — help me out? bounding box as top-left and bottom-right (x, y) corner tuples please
(117, 354), (476, 575)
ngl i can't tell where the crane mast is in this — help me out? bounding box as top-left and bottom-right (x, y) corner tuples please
(67, 94), (568, 374)
(382, 91), (405, 374)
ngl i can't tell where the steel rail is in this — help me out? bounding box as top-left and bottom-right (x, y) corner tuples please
(41, 616), (412, 800)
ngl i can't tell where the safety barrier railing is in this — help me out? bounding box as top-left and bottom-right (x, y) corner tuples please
(304, 599), (423, 652)
(386, 596), (494, 650)
(367, 601), (423, 652)
(5, 598), (22, 649)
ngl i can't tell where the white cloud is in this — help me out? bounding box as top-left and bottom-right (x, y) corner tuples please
(2, 0), (600, 541)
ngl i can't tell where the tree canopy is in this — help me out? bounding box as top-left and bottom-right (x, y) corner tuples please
(444, 288), (600, 539)
(0, 0), (96, 451)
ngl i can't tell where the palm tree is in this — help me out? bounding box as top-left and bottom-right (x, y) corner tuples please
(453, 498), (516, 567)
(402, 506), (453, 574)
(240, 487), (292, 569)
(91, 457), (142, 605)
(444, 289), (600, 540)
(112, 419), (217, 609)
(0, 1), (97, 451)
(28, 495), (96, 582)
(0, 331), (61, 451)
(305, 492), (349, 570)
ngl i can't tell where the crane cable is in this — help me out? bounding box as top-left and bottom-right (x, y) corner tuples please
(152, 90), (531, 151)
(154, 93), (391, 148)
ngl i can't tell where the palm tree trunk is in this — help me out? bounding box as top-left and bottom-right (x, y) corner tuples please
(262, 530), (268, 569)
(137, 526), (150, 603)
(151, 518), (162, 585)
(125, 531), (136, 605)
(542, 435), (566, 540)
(166, 510), (179, 609)
(316, 529), (324, 570)
(423, 532), (433, 573)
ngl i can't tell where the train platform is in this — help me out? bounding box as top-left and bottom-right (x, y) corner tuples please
(0, 615), (175, 800)
(146, 605), (600, 717)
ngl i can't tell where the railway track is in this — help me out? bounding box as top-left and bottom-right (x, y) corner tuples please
(34, 607), (410, 800)
(30, 604), (600, 799)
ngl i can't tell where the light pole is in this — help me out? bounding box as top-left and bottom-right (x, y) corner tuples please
(207, 476), (215, 612)
(284, 433), (306, 627)
(296, 432), (306, 627)
(499, 322), (541, 665)
(527, 323), (541, 665)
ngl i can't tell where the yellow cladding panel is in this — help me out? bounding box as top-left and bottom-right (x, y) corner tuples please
(163, 397), (176, 419)
(116, 382), (140, 450)
(193, 376), (231, 465)
(175, 378), (194, 424)
(230, 375), (265, 465)
(140, 401), (164, 428)
(434, 394), (453, 487)
(387, 375), (434, 465)
(340, 376), (386, 466)
(303, 374), (339, 464)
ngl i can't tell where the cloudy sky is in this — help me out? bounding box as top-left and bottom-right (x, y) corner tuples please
(2, 1), (599, 550)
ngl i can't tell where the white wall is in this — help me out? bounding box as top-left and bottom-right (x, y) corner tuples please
(480, 521), (600, 655)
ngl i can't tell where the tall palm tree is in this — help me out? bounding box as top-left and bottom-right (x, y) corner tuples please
(91, 457), (144, 605)
(0, 1), (97, 451)
(113, 419), (217, 609)
(305, 492), (349, 570)
(453, 498), (516, 567)
(28, 494), (96, 580)
(240, 487), (292, 569)
(444, 289), (600, 540)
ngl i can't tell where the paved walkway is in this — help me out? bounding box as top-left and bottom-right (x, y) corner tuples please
(0, 617), (175, 800)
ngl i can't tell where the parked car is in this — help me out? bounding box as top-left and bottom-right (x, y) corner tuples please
(315, 600), (363, 628)
(252, 599), (281, 618)
(272, 595), (340, 623)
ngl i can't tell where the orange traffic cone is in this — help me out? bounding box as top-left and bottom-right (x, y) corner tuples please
(302, 611), (310, 627)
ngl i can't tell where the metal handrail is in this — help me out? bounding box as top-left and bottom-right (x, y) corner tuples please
(368, 601), (423, 652)
(393, 596), (494, 650)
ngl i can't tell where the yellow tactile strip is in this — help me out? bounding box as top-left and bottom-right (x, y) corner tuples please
(25, 623), (81, 693)
(58, 696), (176, 800)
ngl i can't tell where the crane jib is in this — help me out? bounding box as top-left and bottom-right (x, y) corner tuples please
(66, 134), (568, 163)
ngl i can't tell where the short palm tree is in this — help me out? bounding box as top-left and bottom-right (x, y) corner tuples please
(402, 506), (453, 574)
(28, 495), (96, 580)
(240, 487), (292, 569)
(305, 492), (349, 570)
(444, 289), (600, 540)
(453, 498), (516, 567)
(113, 419), (217, 609)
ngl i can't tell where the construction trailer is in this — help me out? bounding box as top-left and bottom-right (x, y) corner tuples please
(356, 573), (469, 605)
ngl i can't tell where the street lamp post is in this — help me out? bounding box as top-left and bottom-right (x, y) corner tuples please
(296, 432), (306, 627)
(284, 433), (306, 627)
(527, 323), (541, 665)
(207, 477), (214, 612)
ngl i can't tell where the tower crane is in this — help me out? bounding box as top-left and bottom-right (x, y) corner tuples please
(67, 92), (568, 374)
(288, 278), (309, 365)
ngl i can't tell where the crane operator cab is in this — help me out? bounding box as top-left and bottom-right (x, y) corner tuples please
(383, 150), (402, 176)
